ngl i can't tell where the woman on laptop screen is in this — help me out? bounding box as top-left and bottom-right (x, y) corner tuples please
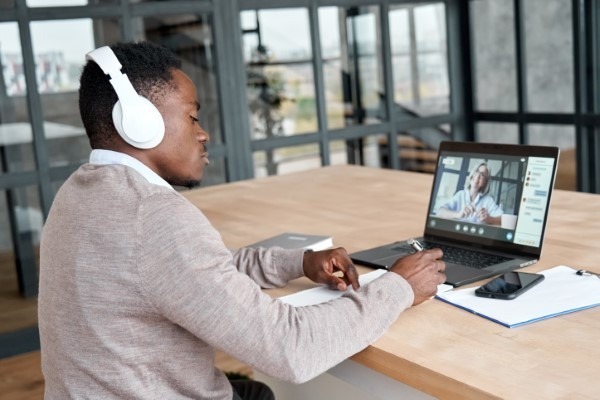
(436, 162), (503, 225)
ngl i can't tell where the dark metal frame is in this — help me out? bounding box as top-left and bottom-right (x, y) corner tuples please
(471, 0), (600, 193)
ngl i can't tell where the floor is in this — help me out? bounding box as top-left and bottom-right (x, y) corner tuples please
(0, 352), (44, 400)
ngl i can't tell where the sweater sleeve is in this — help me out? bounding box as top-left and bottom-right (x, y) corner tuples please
(137, 193), (414, 383)
(230, 247), (306, 288)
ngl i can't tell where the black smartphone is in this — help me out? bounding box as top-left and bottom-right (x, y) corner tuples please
(475, 271), (545, 300)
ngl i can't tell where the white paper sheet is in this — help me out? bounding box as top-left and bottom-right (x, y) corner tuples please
(280, 269), (453, 307)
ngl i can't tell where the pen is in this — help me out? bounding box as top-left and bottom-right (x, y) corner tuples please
(576, 269), (600, 278)
(407, 238), (424, 252)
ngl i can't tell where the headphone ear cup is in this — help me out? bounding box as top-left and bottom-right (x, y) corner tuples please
(112, 96), (165, 149)
(85, 46), (166, 149)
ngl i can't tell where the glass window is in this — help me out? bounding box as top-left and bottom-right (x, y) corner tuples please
(30, 18), (117, 169)
(330, 134), (387, 169)
(524, 0), (574, 112)
(31, 19), (96, 94)
(319, 6), (385, 129)
(135, 13), (223, 147)
(527, 124), (576, 190)
(253, 143), (321, 178)
(0, 185), (43, 302)
(320, 56), (346, 130)
(527, 124), (574, 149)
(351, 10), (383, 113)
(240, 10), (256, 32)
(328, 139), (349, 165)
(379, 129), (445, 172)
(319, 7), (344, 129)
(0, 22), (36, 174)
(247, 63), (318, 137)
(51, 179), (65, 197)
(0, 22), (27, 97)
(389, 8), (412, 109)
(401, 129), (442, 173)
(348, 7), (385, 124)
(319, 7), (341, 60)
(413, 3), (449, 116)
(389, 3), (449, 118)
(130, 13), (225, 184)
(470, 0), (517, 111)
(476, 122), (519, 144)
(242, 8), (317, 138)
(242, 9), (312, 63)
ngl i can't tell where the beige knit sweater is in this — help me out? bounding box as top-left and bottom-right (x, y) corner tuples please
(38, 164), (414, 399)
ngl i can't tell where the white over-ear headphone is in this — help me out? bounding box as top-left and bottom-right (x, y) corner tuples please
(85, 46), (165, 149)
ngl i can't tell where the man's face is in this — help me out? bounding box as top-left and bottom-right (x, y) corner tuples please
(151, 69), (209, 188)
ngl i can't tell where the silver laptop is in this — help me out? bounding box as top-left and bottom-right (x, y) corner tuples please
(350, 141), (560, 287)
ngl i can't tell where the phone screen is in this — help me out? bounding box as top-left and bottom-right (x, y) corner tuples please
(475, 272), (544, 299)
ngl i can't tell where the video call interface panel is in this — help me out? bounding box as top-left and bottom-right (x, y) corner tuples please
(426, 151), (556, 248)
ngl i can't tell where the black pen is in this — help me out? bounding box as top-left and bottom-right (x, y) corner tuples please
(576, 269), (600, 278)
(407, 238), (424, 252)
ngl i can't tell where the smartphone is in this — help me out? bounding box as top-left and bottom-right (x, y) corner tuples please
(475, 271), (544, 300)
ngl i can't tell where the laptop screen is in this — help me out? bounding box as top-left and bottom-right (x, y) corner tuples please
(424, 142), (559, 257)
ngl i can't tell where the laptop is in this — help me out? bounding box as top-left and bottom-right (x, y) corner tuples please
(350, 141), (560, 287)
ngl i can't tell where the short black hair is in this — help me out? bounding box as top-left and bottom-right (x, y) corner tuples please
(79, 41), (182, 149)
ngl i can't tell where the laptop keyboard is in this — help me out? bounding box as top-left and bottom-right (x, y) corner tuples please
(420, 241), (511, 269)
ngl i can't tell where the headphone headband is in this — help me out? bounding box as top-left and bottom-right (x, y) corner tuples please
(86, 46), (122, 76)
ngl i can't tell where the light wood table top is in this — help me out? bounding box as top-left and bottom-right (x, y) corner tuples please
(182, 164), (600, 400)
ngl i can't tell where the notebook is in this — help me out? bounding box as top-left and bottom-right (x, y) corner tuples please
(350, 141), (560, 287)
(248, 232), (333, 251)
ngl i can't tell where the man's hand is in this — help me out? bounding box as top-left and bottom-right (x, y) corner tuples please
(389, 249), (446, 306)
(303, 248), (360, 291)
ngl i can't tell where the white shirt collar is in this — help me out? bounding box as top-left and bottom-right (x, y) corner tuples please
(89, 149), (173, 191)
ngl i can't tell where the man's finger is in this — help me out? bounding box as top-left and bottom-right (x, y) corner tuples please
(343, 263), (360, 290)
(326, 275), (347, 291)
(425, 248), (444, 260)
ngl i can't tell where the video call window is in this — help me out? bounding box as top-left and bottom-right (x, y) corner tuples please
(430, 155), (523, 224)
(427, 151), (555, 248)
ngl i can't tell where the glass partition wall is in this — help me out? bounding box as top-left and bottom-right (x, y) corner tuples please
(0, 0), (226, 357)
(470, 0), (596, 192)
(2, 0), (600, 358)
(239, 2), (454, 178)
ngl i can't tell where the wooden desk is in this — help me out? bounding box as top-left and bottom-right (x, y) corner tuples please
(182, 165), (600, 400)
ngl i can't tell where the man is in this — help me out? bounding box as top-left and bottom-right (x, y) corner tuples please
(38, 42), (445, 400)
(436, 162), (503, 225)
